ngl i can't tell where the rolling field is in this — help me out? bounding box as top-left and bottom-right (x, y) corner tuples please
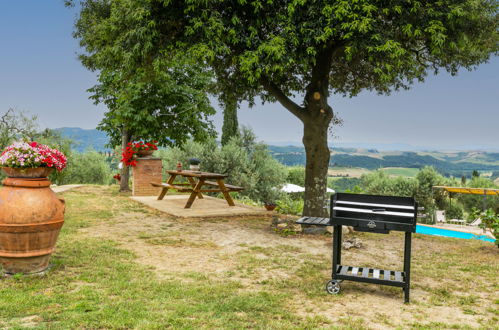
(381, 167), (420, 177)
(328, 166), (420, 179)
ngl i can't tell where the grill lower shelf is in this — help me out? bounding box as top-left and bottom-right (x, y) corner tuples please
(335, 265), (406, 287)
(296, 217), (330, 226)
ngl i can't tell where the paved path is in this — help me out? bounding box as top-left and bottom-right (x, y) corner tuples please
(52, 185), (84, 193)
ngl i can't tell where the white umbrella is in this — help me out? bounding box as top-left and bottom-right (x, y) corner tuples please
(281, 183), (335, 194)
(281, 183), (305, 193)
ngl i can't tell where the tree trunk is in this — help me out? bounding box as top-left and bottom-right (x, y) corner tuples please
(302, 111), (331, 217)
(261, 45), (336, 216)
(119, 128), (131, 192)
(221, 96), (239, 146)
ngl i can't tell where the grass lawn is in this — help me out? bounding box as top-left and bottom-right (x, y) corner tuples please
(0, 186), (497, 329)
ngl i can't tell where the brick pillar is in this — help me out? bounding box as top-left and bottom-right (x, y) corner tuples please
(132, 157), (163, 196)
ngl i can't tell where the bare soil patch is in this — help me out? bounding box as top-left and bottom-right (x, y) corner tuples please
(80, 202), (499, 329)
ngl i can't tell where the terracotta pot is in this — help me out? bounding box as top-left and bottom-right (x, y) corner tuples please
(136, 149), (154, 157)
(264, 204), (277, 211)
(2, 167), (53, 178)
(0, 177), (65, 274)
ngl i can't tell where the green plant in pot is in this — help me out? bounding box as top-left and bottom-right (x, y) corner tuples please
(261, 188), (282, 211)
(188, 158), (201, 171)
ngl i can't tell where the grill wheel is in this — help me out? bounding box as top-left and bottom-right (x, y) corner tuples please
(326, 280), (341, 294)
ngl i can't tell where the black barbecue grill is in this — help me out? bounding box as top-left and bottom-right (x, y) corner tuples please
(297, 193), (417, 303)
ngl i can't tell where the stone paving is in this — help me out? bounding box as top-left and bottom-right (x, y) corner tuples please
(131, 194), (273, 218)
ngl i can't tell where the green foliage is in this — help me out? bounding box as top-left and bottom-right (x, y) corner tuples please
(479, 209), (499, 247)
(414, 166), (448, 218)
(70, 0), (498, 212)
(221, 97), (240, 146)
(158, 129), (287, 204)
(287, 167), (305, 187)
(361, 170), (418, 197)
(359, 166), (497, 223)
(55, 151), (113, 185)
(72, 1), (216, 149)
(276, 195), (304, 216)
(446, 203), (464, 220)
(456, 176), (499, 214)
(328, 177), (362, 193)
(345, 185), (363, 194)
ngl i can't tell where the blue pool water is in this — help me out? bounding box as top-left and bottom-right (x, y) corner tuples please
(416, 225), (496, 243)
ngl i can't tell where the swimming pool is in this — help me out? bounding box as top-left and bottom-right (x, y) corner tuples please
(416, 225), (496, 243)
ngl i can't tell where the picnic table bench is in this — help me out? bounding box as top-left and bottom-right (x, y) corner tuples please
(151, 170), (243, 208)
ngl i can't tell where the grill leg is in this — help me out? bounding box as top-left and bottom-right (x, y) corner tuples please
(403, 231), (412, 303)
(332, 225), (342, 279)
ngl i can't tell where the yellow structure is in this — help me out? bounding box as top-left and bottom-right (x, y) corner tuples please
(433, 186), (499, 196)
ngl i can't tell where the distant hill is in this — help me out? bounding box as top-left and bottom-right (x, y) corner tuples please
(56, 127), (110, 153)
(56, 127), (499, 177)
(268, 146), (499, 177)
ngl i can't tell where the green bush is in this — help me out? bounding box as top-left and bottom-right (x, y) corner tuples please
(361, 170), (418, 197)
(53, 151), (113, 185)
(445, 203), (464, 220)
(480, 209), (499, 248)
(328, 177), (362, 193)
(287, 167), (305, 186)
(276, 195), (304, 215)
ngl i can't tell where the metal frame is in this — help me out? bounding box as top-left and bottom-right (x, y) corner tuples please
(298, 193), (417, 303)
(331, 224), (412, 303)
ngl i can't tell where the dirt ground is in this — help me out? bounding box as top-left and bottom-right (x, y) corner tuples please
(80, 206), (498, 329)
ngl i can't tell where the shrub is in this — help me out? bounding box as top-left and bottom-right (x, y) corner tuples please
(445, 203), (464, 220)
(480, 209), (499, 248)
(53, 150), (113, 185)
(328, 177), (362, 193)
(276, 195), (304, 215)
(361, 170), (417, 197)
(287, 167), (305, 186)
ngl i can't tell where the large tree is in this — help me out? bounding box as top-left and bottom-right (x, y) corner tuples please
(72, 0), (497, 212)
(70, 0), (216, 191)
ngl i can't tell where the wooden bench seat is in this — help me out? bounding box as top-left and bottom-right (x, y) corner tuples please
(151, 182), (193, 192)
(204, 181), (244, 191)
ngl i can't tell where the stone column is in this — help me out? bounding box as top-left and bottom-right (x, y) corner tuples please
(132, 157), (163, 196)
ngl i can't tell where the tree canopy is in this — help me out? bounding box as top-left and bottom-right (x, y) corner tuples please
(70, 0), (498, 213)
(72, 0), (216, 147)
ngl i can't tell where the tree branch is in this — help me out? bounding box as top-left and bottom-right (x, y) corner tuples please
(260, 77), (306, 121)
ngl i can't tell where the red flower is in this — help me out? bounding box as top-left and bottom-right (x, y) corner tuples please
(121, 140), (158, 167)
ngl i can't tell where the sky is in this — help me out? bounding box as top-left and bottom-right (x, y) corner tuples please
(0, 1), (498, 151)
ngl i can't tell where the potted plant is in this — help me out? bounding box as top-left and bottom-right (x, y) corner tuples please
(188, 158), (201, 171)
(261, 188), (281, 211)
(122, 141), (158, 166)
(264, 201), (277, 211)
(0, 141), (67, 274)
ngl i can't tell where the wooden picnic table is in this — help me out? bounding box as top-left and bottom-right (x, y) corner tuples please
(151, 170), (243, 209)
